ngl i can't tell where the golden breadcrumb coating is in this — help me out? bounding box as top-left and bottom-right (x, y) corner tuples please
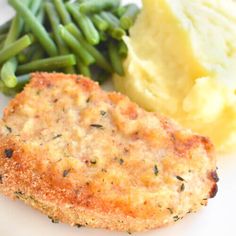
(0, 73), (218, 232)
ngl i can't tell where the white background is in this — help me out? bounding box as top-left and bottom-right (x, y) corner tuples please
(0, 0), (236, 235)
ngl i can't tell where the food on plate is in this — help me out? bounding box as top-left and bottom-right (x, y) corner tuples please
(113, 0), (236, 152)
(0, 73), (218, 232)
(0, 0), (140, 95)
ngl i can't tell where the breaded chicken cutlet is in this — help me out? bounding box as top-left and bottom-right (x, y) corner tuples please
(0, 73), (218, 232)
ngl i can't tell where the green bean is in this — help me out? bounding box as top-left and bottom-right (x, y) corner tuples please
(45, 2), (69, 55)
(77, 61), (91, 77)
(110, 28), (125, 40)
(36, 7), (45, 25)
(29, 0), (42, 15)
(0, 40), (5, 50)
(27, 33), (36, 44)
(3, 10), (32, 83)
(65, 23), (112, 72)
(24, 0), (42, 32)
(113, 6), (126, 18)
(77, 0), (86, 3)
(101, 11), (120, 25)
(59, 25), (95, 66)
(0, 20), (12, 35)
(44, 3), (74, 73)
(120, 4), (140, 30)
(79, 0), (121, 14)
(4, 8), (31, 83)
(118, 40), (128, 58)
(24, 0), (32, 7)
(0, 35), (32, 65)
(91, 14), (109, 31)
(0, 74), (30, 95)
(0, 34), (6, 43)
(0, 80), (15, 96)
(53, 0), (72, 25)
(66, 3), (100, 45)
(100, 12), (125, 40)
(9, 0), (58, 57)
(1, 57), (18, 88)
(4, 15), (24, 47)
(17, 54), (76, 75)
(108, 40), (124, 76)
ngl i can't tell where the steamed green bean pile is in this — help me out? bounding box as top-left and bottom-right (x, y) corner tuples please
(0, 0), (140, 96)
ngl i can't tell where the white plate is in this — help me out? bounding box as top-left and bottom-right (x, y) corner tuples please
(0, 0), (236, 235)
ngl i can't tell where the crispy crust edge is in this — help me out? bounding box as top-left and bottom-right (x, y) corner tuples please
(0, 138), (176, 232)
(0, 73), (218, 232)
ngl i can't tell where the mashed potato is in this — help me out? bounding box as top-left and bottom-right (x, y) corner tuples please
(113, 0), (236, 152)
